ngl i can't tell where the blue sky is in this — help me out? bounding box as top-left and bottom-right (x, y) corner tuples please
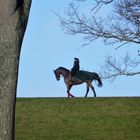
(17, 1), (140, 97)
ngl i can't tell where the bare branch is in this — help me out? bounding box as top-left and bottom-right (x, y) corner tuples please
(91, 0), (114, 13)
(100, 53), (140, 80)
(58, 0), (140, 47)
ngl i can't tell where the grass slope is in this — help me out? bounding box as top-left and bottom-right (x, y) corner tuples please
(16, 97), (140, 140)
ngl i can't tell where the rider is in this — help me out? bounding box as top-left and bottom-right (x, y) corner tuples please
(71, 57), (80, 77)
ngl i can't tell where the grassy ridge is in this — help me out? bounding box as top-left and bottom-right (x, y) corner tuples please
(15, 97), (140, 140)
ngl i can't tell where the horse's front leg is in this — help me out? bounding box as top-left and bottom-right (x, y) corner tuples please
(67, 84), (74, 97)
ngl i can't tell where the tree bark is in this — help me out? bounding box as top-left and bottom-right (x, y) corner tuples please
(0, 0), (32, 139)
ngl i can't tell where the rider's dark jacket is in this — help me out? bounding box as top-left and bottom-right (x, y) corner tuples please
(71, 59), (80, 77)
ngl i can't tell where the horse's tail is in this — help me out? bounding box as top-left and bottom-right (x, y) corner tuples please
(92, 73), (103, 87)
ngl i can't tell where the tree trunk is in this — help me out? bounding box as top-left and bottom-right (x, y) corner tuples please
(0, 0), (32, 139)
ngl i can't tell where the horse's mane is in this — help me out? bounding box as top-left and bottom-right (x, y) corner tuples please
(58, 67), (70, 72)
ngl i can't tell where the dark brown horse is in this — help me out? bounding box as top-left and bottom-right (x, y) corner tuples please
(54, 67), (103, 97)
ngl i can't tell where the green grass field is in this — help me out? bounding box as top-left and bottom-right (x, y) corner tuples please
(15, 97), (140, 140)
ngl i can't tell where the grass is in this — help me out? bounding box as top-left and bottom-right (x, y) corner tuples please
(15, 97), (140, 140)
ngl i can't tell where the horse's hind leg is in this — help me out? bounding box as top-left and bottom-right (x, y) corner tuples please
(90, 84), (96, 97)
(85, 84), (90, 97)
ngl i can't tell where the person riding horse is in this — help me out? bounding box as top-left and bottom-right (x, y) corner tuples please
(71, 58), (80, 77)
(54, 67), (103, 97)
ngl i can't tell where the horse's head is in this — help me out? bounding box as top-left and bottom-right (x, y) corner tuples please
(53, 69), (60, 81)
(54, 67), (70, 81)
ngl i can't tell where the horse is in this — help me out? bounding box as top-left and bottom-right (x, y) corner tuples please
(54, 67), (103, 97)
